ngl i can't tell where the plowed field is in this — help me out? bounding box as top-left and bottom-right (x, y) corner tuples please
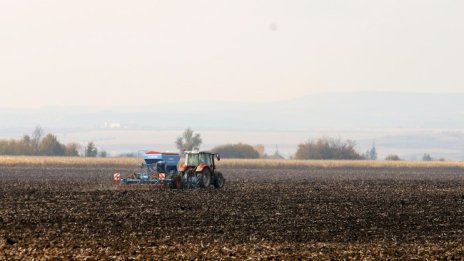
(1, 164), (464, 259)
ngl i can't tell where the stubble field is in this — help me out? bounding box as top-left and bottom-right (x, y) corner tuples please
(1, 158), (464, 259)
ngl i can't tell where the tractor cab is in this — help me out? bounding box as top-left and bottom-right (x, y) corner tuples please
(184, 151), (220, 170)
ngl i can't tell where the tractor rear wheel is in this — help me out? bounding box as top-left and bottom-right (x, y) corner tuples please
(197, 168), (211, 188)
(213, 172), (225, 189)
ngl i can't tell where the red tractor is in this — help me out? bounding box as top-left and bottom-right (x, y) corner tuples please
(171, 151), (225, 189)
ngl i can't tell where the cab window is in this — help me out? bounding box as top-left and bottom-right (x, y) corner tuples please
(199, 153), (212, 166)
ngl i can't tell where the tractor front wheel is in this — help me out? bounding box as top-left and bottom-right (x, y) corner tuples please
(197, 168), (211, 188)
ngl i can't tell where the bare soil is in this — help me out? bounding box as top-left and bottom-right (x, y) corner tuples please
(1, 165), (464, 259)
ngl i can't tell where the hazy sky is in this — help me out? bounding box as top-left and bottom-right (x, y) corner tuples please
(1, 0), (463, 108)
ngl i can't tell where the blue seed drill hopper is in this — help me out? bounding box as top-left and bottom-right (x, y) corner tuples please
(116, 151), (180, 186)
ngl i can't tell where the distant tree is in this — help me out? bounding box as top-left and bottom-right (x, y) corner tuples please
(65, 143), (80, 156)
(99, 150), (107, 158)
(0, 132), (34, 155)
(31, 126), (44, 155)
(0, 135), (34, 155)
(254, 144), (265, 158)
(39, 134), (66, 156)
(22, 135), (31, 144)
(0, 140), (7, 155)
(175, 128), (202, 153)
(0, 127), (82, 156)
(385, 154), (401, 161)
(364, 148), (377, 160)
(422, 153), (433, 161)
(212, 143), (260, 159)
(6, 139), (20, 155)
(368, 143), (377, 160)
(295, 138), (363, 160)
(118, 152), (137, 157)
(20, 135), (32, 155)
(85, 142), (98, 157)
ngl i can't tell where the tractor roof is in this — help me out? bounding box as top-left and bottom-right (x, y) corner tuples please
(184, 151), (215, 155)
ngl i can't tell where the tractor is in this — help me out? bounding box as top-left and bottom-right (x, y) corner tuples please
(114, 150), (225, 189)
(171, 151), (225, 189)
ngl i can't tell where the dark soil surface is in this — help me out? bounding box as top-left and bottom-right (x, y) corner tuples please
(1, 165), (464, 259)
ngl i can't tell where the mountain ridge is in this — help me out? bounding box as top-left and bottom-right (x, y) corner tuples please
(1, 92), (463, 132)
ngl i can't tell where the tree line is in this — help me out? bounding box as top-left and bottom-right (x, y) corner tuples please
(0, 127), (105, 157)
(176, 129), (441, 161)
(175, 129), (364, 160)
(0, 127), (438, 160)
(175, 129), (262, 159)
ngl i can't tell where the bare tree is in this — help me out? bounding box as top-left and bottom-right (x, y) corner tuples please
(31, 126), (44, 155)
(175, 128), (202, 153)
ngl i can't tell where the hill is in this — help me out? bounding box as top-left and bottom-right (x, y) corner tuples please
(1, 92), (463, 131)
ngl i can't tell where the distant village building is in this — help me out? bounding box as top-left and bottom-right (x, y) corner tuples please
(104, 122), (122, 129)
